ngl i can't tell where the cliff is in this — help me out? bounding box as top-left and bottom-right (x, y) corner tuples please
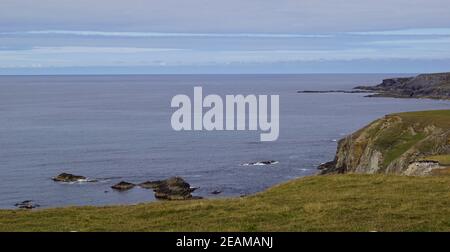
(319, 110), (450, 175)
(356, 72), (450, 99)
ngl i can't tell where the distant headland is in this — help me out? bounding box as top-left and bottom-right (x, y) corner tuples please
(355, 72), (450, 100)
(298, 72), (450, 100)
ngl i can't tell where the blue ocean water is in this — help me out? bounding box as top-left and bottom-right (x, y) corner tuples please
(0, 74), (449, 208)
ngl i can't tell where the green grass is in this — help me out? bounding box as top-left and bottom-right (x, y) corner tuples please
(424, 155), (450, 166)
(368, 110), (450, 169)
(1, 174), (449, 232)
(392, 110), (450, 129)
(382, 132), (425, 167)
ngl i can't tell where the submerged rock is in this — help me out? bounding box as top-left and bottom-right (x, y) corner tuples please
(243, 160), (279, 166)
(52, 173), (87, 182)
(140, 177), (199, 200)
(111, 181), (135, 191)
(211, 190), (222, 195)
(15, 200), (40, 209)
(259, 160), (278, 165)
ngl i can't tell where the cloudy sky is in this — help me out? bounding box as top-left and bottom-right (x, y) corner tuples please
(1, 0), (450, 74)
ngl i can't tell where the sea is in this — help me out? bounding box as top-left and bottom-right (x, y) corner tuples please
(1, 74), (449, 208)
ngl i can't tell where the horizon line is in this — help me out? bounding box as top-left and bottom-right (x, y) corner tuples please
(0, 72), (421, 76)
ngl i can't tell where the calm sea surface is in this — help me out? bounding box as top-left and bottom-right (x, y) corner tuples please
(1, 74), (449, 208)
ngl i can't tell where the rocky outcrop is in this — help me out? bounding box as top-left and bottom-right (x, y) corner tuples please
(138, 181), (162, 189)
(140, 177), (199, 200)
(52, 173), (87, 182)
(355, 72), (450, 100)
(320, 110), (450, 175)
(15, 200), (40, 209)
(211, 190), (222, 195)
(111, 181), (135, 191)
(404, 160), (441, 176)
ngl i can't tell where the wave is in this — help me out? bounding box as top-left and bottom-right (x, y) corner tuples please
(64, 178), (98, 184)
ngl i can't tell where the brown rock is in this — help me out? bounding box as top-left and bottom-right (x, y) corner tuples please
(15, 200), (40, 209)
(140, 177), (199, 200)
(138, 180), (163, 189)
(52, 173), (86, 182)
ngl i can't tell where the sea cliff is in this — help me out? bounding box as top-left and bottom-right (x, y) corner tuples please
(319, 110), (450, 175)
(356, 72), (450, 100)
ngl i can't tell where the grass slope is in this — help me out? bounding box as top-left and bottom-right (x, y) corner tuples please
(1, 174), (449, 232)
(381, 110), (450, 167)
(320, 110), (450, 174)
(392, 110), (450, 128)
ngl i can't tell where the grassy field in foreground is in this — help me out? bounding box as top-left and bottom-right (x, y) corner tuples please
(0, 174), (449, 232)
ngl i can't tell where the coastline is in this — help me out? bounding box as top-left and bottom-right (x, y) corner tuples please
(298, 72), (450, 101)
(355, 72), (450, 100)
(7, 74), (447, 209)
(5, 73), (450, 209)
(1, 74), (449, 232)
(1, 174), (449, 231)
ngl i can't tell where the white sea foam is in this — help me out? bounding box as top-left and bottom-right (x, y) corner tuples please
(65, 178), (98, 184)
(242, 161), (279, 166)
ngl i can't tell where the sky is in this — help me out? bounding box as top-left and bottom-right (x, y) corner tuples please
(1, 0), (450, 74)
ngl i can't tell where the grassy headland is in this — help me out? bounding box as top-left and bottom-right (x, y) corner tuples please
(356, 72), (450, 100)
(320, 110), (450, 175)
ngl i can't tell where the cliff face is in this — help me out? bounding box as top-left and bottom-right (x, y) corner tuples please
(319, 110), (450, 175)
(356, 72), (450, 99)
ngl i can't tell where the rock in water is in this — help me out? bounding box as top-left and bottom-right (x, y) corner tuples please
(211, 190), (222, 195)
(318, 160), (344, 173)
(15, 200), (40, 209)
(138, 180), (164, 189)
(259, 160), (278, 165)
(140, 177), (199, 200)
(111, 181), (135, 191)
(154, 177), (197, 200)
(243, 160), (279, 166)
(52, 173), (86, 182)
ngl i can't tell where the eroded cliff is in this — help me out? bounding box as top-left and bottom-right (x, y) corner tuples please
(319, 110), (450, 175)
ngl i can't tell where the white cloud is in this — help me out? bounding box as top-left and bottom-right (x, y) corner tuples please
(2, 30), (333, 38)
(2, 45), (450, 69)
(366, 37), (450, 45)
(26, 46), (185, 54)
(349, 28), (450, 36)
